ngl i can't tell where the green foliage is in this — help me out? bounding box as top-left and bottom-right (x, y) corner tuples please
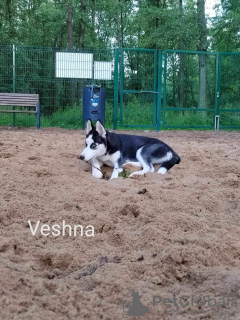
(133, 0), (198, 50)
(0, 103), (113, 129)
(1, 102), (239, 130)
(164, 110), (214, 127)
(211, 0), (240, 51)
(0, 0), (223, 52)
(0, 0), (240, 131)
(0, 0), (238, 54)
(121, 96), (154, 126)
(118, 169), (131, 178)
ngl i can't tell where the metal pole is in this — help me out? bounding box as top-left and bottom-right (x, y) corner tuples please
(216, 52), (222, 131)
(156, 50), (163, 131)
(37, 102), (40, 129)
(214, 115), (219, 131)
(113, 48), (119, 130)
(162, 50), (168, 128)
(12, 44), (16, 126)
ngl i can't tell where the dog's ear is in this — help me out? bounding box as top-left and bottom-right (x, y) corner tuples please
(86, 120), (93, 134)
(96, 120), (106, 138)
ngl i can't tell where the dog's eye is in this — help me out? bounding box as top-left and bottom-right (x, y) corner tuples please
(90, 143), (97, 149)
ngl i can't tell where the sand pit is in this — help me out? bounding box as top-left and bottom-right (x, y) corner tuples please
(0, 127), (240, 320)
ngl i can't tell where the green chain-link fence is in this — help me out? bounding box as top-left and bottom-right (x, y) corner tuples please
(163, 50), (218, 129)
(218, 53), (240, 129)
(163, 50), (240, 130)
(117, 48), (161, 130)
(0, 45), (239, 130)
(0, 45), (115, 129)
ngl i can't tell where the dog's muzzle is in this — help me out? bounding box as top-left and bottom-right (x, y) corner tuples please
(77, 155), (85, 160)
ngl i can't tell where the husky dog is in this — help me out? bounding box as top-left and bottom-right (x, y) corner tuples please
(79, 120), (180, 179)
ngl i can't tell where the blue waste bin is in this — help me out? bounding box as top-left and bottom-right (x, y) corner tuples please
(82, 85), (106, 129)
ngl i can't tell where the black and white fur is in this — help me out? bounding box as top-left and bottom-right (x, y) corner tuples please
(79, 120), (181, 179)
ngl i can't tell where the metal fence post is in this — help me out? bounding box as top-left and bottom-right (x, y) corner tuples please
(37, 101), (40, 129)
(156, 50), (163, 131)
(214, 53), (219, 121)
(214, 115), (219, 131)
(113, 48), (119, 130)
(12, 44), (16, 126)
(216, 52), (222, 129)
(162, 50), (168, 128)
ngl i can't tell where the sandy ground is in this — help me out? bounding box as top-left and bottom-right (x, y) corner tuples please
(0, 127), (240, 320)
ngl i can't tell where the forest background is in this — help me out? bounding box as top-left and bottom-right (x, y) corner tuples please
(0, 0), (239, 53)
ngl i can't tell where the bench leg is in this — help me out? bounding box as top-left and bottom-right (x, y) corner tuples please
(37, 103), (40, 129)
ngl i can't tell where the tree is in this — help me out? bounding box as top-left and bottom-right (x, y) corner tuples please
(211, 0), (240, 51)
(179, 0), (184, 108)
(197, 0), (208, 109)
(79, 0), (86, 48)
(67, 3), (73, 48)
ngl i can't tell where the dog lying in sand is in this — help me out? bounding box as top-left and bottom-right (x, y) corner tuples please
(79, 120), (181, 179)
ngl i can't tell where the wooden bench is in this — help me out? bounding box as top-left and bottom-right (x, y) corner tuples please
(0, 93), (40, 129)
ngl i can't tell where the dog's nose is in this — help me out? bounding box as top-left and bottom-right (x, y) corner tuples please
(78, 155), (85, 160)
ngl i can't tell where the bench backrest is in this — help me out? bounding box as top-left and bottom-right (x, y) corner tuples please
(0, 93), (39, 107)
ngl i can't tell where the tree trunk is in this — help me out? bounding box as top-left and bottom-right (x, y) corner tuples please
(6, 0), (15, 40)
(79, 0), (85, 49)
(172, 57), (176, 108)
(78, 0), (86, 102)
(179, 0), (184, 108)
(67, 3), (73, 49)
(67, 3), (74, 108)
(197, 0), (207, 109)
(91, 0), (96, 40)
(117, 0), (122, 101)
(198, 53), (207, 109)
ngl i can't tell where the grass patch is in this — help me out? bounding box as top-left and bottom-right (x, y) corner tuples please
(0, 103), (239, 130)
(118, 169), (132, 178)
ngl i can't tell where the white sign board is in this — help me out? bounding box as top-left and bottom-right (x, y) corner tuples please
(55, 52), (93, 79)
(94, 61), (112, 80)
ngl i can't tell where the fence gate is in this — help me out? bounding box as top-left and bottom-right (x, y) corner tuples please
(114, 48), (162, 130)
(217, 53), (240, 129)
(163, 50), (218, 129)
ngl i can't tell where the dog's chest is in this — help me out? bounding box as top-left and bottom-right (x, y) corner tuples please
(98, 151), (120, 167)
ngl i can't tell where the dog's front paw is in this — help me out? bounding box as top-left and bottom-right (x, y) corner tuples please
(122, 163), (132, 170)
(129, 171), (146, 179)
(109, 176), (118, 180)
(129, 172), (139, 179)
(110, 171), (119, 179)
(92, 170), (103, 179)
(158, 167), (167, 174)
